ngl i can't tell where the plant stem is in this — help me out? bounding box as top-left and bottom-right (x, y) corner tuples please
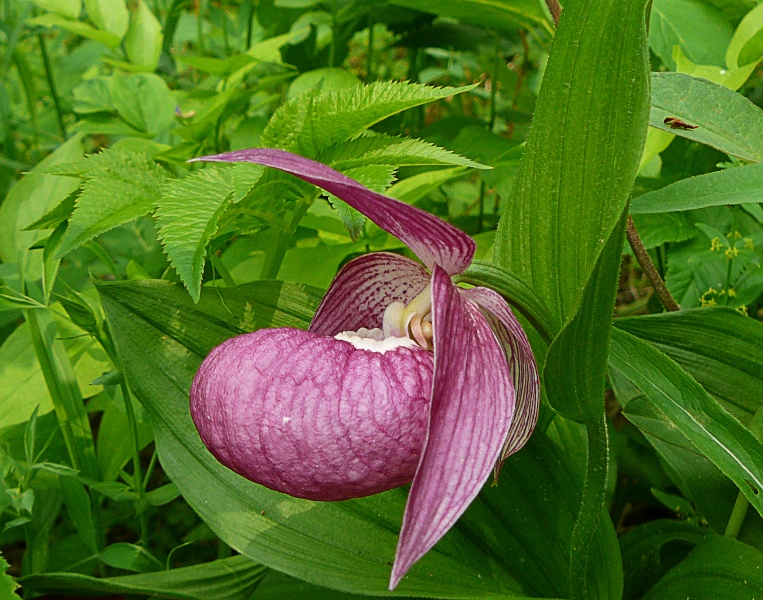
(569, 414), (609, 600)
(365, 14), (374, 81)
(488, 33), (500, 132)
(246, 0), (255, 49)
(626, 216), (681, 312)
(210, 251), (236, 287)
(260, 197), (312, 280)
(197, 0), (207, 54)
(328, 0), (338, 68)
(546, 0), (562, 25)
(120, 380), (148, 546)
(37, 33), (66, 139)
(724, 493), (750, 539)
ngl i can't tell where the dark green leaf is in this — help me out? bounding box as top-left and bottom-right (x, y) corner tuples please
(98, 279), (619, 598)
(99, 542), (164, 572)
(619, 519), (709, 600)
(495, 0), (650, 329)
(641, 534), (763, 599)
(614, 307), (763, 422)
(19, 555), (267, 600)
(388, 0), (552, 34)
(609, 328), (763, 519)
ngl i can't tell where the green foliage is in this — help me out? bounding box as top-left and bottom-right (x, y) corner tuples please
(3, 0), (763, 596)
(156, 165), (263, 302)
(49, 150), (167, 258)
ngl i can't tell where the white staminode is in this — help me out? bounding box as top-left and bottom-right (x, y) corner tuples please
(334, 328), (419, 354)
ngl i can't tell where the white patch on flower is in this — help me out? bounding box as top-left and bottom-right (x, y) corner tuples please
(334, 328), (419, 354)
(282, 416), (292, 425)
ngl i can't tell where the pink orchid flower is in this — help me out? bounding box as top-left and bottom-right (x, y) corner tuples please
(188, 148), (540, 589)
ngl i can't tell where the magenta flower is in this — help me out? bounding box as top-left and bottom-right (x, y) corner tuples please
(188, 149), (539, 589)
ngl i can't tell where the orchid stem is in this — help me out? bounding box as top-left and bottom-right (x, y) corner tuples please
(37, 33), (66, 139)
(724, 493), (750, 539)
(569, 414), (609, 600)
(626, 216), (681, 312)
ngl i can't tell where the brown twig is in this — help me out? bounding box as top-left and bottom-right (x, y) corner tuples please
(626, 216), (681, 312)
(546, 0), (562, 26)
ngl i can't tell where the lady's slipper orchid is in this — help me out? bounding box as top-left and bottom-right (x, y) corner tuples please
(189, 149), (539, 589)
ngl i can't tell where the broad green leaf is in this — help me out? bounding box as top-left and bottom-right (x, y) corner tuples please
(544, 212), (627, 421)
(0, 135), (83, 264)
(454, 260), (556, 345)
(124, 0), (163, 71)
(649, 0), (733, 69)
(317, 134), (489, 171)
(30, 0), (81, 19)
(703, 0), (758, 23)
(609, 360), (739, 532)
(631, 163), (763, 214)
(26, 13), (121, 48)
(26, 308), (99, 480)
(156, 165), (264, 302)
(56, 150), (167, 257)
(628, 213), (697, 248)
(261, 82), (476, 157)
(109, 73), (175, 136)
(98, 279), (619, 598)
(726, 2), (763, 67)
(619, 520), (709, 600)
(288, 68), (361, 99)
(650, 72), (763, 162)
(642, 534), (763, 599)
(84, 0), (128, 39)
(60, 475), (98, 553)
(495, 0), (650, 330)
(99, 543), (163, 572)
(18, 555), (267, 600)
(614, 307), (763, 423)
(388, 0), (552, 34)
(0, 316), (109, 430)
(672, 46), (755, 90)
(609, 328), (763, 519)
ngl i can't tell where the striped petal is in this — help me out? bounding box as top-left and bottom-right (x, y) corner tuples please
(310, 252), (430, 336)
(191, 148), (476, 275)
(462, 286), (540, 462)
(390, 266), (515, 589)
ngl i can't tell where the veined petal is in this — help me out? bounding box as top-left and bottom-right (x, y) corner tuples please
(190, 328), (433, 501)
(191, 148), (476, 275)
(310, 252), (430, 336)
(462, 286), (540, 462)
(390, 266), (515, 589)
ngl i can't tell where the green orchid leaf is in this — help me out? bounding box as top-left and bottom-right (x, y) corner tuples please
(641, 534), (763, 599)
(19, 555), (267, 600)
(97, 279), (619, 598)
(614, 307), (763, 423)
(609, 328), (763, 521)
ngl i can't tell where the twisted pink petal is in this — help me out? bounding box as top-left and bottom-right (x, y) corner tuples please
(191, 148), (476, 276)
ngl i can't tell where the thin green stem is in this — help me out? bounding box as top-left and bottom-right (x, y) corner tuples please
(197, 0), (207, 54)
(329, 0), (338, 68)
(724, 493), (750, 539)
(210, 251), (236, 287)
(246, 0), (255, 49)
(259, 197), (312, 280)
(365, 14), (375, 81)
(37, 33), (66, 139)
(120, 380), (148, 546)
(569, 414), (609, 600)
(488, 33), (501, 132)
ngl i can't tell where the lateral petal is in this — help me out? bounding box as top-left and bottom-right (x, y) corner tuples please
(310, 252), (430, 336)
(461, 286), (540, 462)
(390, 266), (515, 589)
(191, 148), (476, 275)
